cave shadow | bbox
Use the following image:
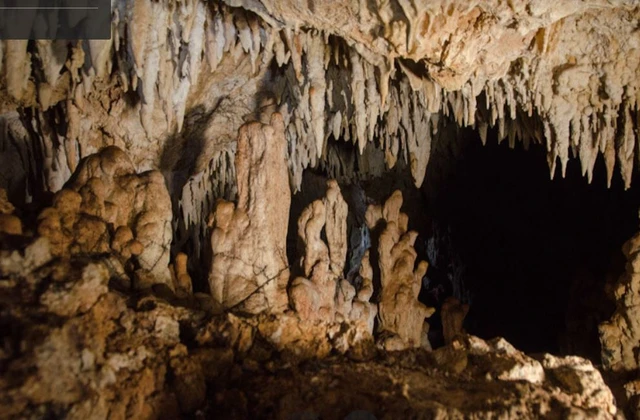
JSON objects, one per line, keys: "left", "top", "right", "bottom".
{"left": 159, "top": 104, "right": 218, "bottom": 293}
{"left": 423, "top": 125, "right": 640, "bottom": 361}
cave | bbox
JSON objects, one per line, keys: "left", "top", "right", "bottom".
{"left": 422, "top": 127, "right": 640, "bottom": 361}
{"left": 1, "top": 1, "right": 640, "bottom": 419}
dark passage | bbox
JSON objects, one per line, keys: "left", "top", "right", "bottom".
{"left": 424, "top": 127, "right": 640, "bottom": 360}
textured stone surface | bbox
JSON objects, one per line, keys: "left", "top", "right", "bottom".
{"left": 0, "top": 189, "right": 21, "bottom": 235}
{"left": 289, "top": 179, "right": 376, "bottom": 346}
{"left": 201, "top": 335, "right": 616, "bottom": 419}
{"left": 441, "top": 296, "right": 470, "bottom": 345}
{"left": 0, "top": 244, "right": 619, "bottom": 419}
{"left": 600, "top": 232, "right": 640, "bottom": 373}
{"left": 0, "top": 2, "right": 637, "bottom": 272}
{"left": 208, "top": 113, "right": 290, "bottom": 314}
{"left": 0, "top": 1, "right": 637, "bottom": 417}
{"left": 36, "top": 147, "right": 173, "bottom": 289}
{"left": 366, "top": 190, "right": 435, "bottom": 350}
{"left": 290, "top": 184, "right": 342, "bottom": 322}
{"left": 0, "top": 219, "right": 621, "bottom": 419}
{"left": 599, "top": 232, "right": 640, "bottom": 414}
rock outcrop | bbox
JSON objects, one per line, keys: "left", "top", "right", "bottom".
{"left": 36, "top": 146, "right": 173, "bottom": 289}
{"left": 366, "top": 190, "right": 435, "bottom": 350}
{"left": 0, "top": 183, "right": 622, "bottom": 419}
{"left": 208, "top": 113, "right": 290, "bottom": 314}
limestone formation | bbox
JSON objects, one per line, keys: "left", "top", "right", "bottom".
{"left": 35, "top": 146, "right": 173, "bottom": 289}
{"left": 171, "top": 252, "right": 193, "bottom": 298}
{"left": 366, "top": 190, "right": 435, "bottom": 350}
{"left": 0, "top": 0, "right": 638, "bottom": 417}
{"left": 0, "top": 247, "right": 215, "bottom": 419}
{"left": 289, "top": 180, "right": 376, "bottom": 335}
{"left": 208, "top": 113, "right": 290, "bottom": 314}
{"left": 349, "top": 250, "right": 378, "bottom": 336}
{"left": 441, "top": 297, "right": 470, "bottom": 345}
{"left": 0, "top": 2, "right": 636, "bottom": 268}
{"left": 0, "top": 243, "right": 619, "bottom": 419}
{"left": 289, "top": 198, "right": 337, "bottom": 321}
{"left": 600, "top": 232, "right": 640, "bottom": 373}
{"left": 598, "top": 232, "right": 640, "bottom": 413}
{"left": 0, "top": 189, "right": 22, "bottom": 235}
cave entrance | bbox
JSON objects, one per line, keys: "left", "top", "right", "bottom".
{"left": 424, "top": 127, "right": 640, "bottom": 361}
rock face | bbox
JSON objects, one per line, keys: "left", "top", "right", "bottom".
{"left": 36, "top": 146, "right": 173, "bottom": 289}
{"left": 0, "top": 244, "right": 213, "bottom": 419}
{"left": 208, "top": 113, "right": 290, "bottom": 314}
{"left": 366, "top": 190, "right": 435, "bottom": 350}
{"left": 0, "top": 182, "right": 622, "bottom": 418}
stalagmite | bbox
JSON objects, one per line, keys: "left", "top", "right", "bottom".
{"left": 289, "top": 179, "right": 376, "bottom": 347}
{"left": 0, "top": 189, "right": 22, "bottom": 235}
{"left": 289, "top": 198, "right": 337, "bottom": 321}
{"left": 208, "top": 113, "right": 290, "bottom": 314}
{"left": 441, "top": 297, "right": 470, "bottom": 345}
{"left": 36, "top": 146, "right": 174, "bottom": 289}
{"left": 366, "top": 190, "right": 435, "bottom": 350}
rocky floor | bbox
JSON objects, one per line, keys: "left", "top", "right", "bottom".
{"left": 0, "top": 240, "right": 619, "bottom": 419}
{"left": 203, "top": 350, "right": 617, "bottom": 419}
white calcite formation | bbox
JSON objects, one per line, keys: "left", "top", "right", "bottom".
{"left": 36, "top": 146, "right": 173, "bottom": 289}
{"left": 208, "top": 113, "right": 290, "bottom": 314}
{"left": 0, "top": 2, "right": 637, "bottom": 269}
{"left": 366, "top": 190, "right": 435, "bottom": 350}
{"left": 289, "top": 180, "right": 376, "bottom": 334}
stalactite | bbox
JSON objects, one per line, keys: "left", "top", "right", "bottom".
{"left": 0, "top": 0, "right": 637, "bottom": 291}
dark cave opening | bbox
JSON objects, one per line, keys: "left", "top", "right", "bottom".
{"left": 424, "top": 127, "right": 640, "bottom": 361}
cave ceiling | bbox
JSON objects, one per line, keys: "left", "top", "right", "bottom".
{"left": 0, "top": 1, "right": 638, "bottom": 198}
